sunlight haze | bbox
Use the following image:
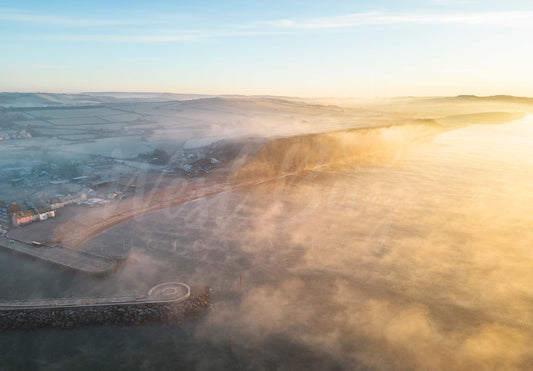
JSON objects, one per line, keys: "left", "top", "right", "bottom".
{"left": 1, "top": 1, "right": 533, "bottom": 370}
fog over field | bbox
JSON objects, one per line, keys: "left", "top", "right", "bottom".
{"left": 0, "top": 92, "right": 532, "bottom": 369}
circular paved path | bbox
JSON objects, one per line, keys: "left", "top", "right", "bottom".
{"left": 147, "top": 282, "right": 191, "bottom": 303}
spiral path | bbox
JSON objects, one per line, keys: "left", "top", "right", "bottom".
{"left": 147, "top": 282, "right": 191, "bottom": 303}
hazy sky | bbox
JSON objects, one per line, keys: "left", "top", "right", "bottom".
{"left": 1, "top": 0, "right": 533, "bottom": 97}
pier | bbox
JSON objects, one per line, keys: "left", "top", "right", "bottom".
{"left": 0, "top": 282, "right": 191, "bottom": 310}
{"left": 0, "top": 236, "right": 118, "bottom": 276}
{"left": 0, "top": 283, "right": 210, "bottom": 330}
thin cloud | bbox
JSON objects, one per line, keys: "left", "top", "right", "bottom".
{"left": 5, "top": 8, "right": 533, "bottom": 44}
{"left": 36, "top": 65, "right": 67, "bottom": 70}
{"left": 0, "top": 8, "right": 158, "bottom": 27}
{"left": 257, "top": 11, "right": 533, "bottom": 29}
{"left": 36, "top": 29, "right": 288, "bottom": 43}
{"left": 39, "top": 33, "right": 206, "bottom": 43}
{"left": 430, "top": 0, "right": 480, "bottom": 4}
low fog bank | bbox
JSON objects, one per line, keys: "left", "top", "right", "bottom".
{"left": 68, "top": 118, "right": 533, "bottom": 369}
{"left": 1, "top": 96, "right": 532, "bottom": 369}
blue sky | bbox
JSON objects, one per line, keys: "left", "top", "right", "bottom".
{"left": 1, "top": 0, "right": 533, "bottom": 97}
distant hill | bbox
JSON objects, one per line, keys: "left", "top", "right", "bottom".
{"left": 0, "top": 93, "right": 120, "bottom": 108}
{"left": 0, "top": 92, "right": 224, "bottom": 108}
{"left": 0, "top": 92, "right": 301, "bottom": 108}
{"left": 428, "top": 95, "right": 533, "bottom": 105}
{"left": 437, "top": 111, "right": 527, "bottom": 127}
{"left": 81, "top": 92, "right": 219, "bottom": 101}
{"left": 2, "top": 92, "right": 533, "bottom": 109}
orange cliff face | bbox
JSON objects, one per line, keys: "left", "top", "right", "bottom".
{"left": 232, "top": 121, "right": 446, "bottom": 183}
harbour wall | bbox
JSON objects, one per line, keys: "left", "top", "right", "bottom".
{"left": 0, "top": 286, "right": 210, "bottom": 330}
{"left": 0, "top": 237, "right": 119, "bottom": 277}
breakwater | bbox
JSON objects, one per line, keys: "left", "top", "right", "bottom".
{"left": 0, "top": 283, "right": 210, "bottom": 330}
{"left": 0, "top": 236, "right": 118, "bottom": 276}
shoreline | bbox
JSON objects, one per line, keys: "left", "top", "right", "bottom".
{"left": 9, "top": 115, "right": 525, "bottom": 253}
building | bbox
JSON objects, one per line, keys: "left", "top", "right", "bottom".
{"left": 0, "top": 201, "right": 21, "bottom": 226}
{"left": 36, "top": 209, "right": 55, "bottom": 221}
{"left": 31, "top": 203, "right": 56, "bottom": 221}
{"left": 0, "top": 201, "right": 8, "bottom": 226}
{"left": 10, "top": 178, "right": 23, "bottom": 187}
{"left": 48, "top": 196, "right": 63, "bottom": 210}
{"left": 12, "top": 210, "right": 36, "bottom": 227}
{"left": 72, "top": 176, "right": 89, "bottom": 183}
{"left": 49, "top": 189, "right": 92, "bottom": 209}
{"left": 11, "top": 202, "right": 55, "bottom": 227}
{"left": 90, "top": 179, "right": 117, "bottom": 189}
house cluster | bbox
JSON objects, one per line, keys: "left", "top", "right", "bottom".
{"left": 0, "top": 188, "right": 97, "bottom": 229}
{"left": 0, "top": 129, "right": 32, "bottom": 141}
{"left": 1, "top": 186, "right": 125, "bottom": 229}
{"left": 5, "top": 158, "right": 117, "bottom": 190}
{"left": 2, "top": 200, "right": 56, "bottom": 228}
{"left": 0, "top": 201, "right": 19, "bottom": 227}
{"left": 49, "top": 189, "right": 92, "bottom": 209}
{"left": 163, "top": 153, "right": 220, "bottom": 177}
{"left": 0, "top": 200, "right": 27, "bottom": 228}
{"left": 10, "top": 169, "right": 63, "bottom": 188}
{"left": 12, "top": 209, "right": 51, "bottom": 227}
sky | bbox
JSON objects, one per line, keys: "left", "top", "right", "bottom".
{"left": 1, "top": 0, "right": 533, "bottom": 97}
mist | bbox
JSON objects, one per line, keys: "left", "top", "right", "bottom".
{"left": 30, "top": 116, "right": 528, "bottom": 370}
{"left": 1, "top": 93, "right": 532, "bottom": 369}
